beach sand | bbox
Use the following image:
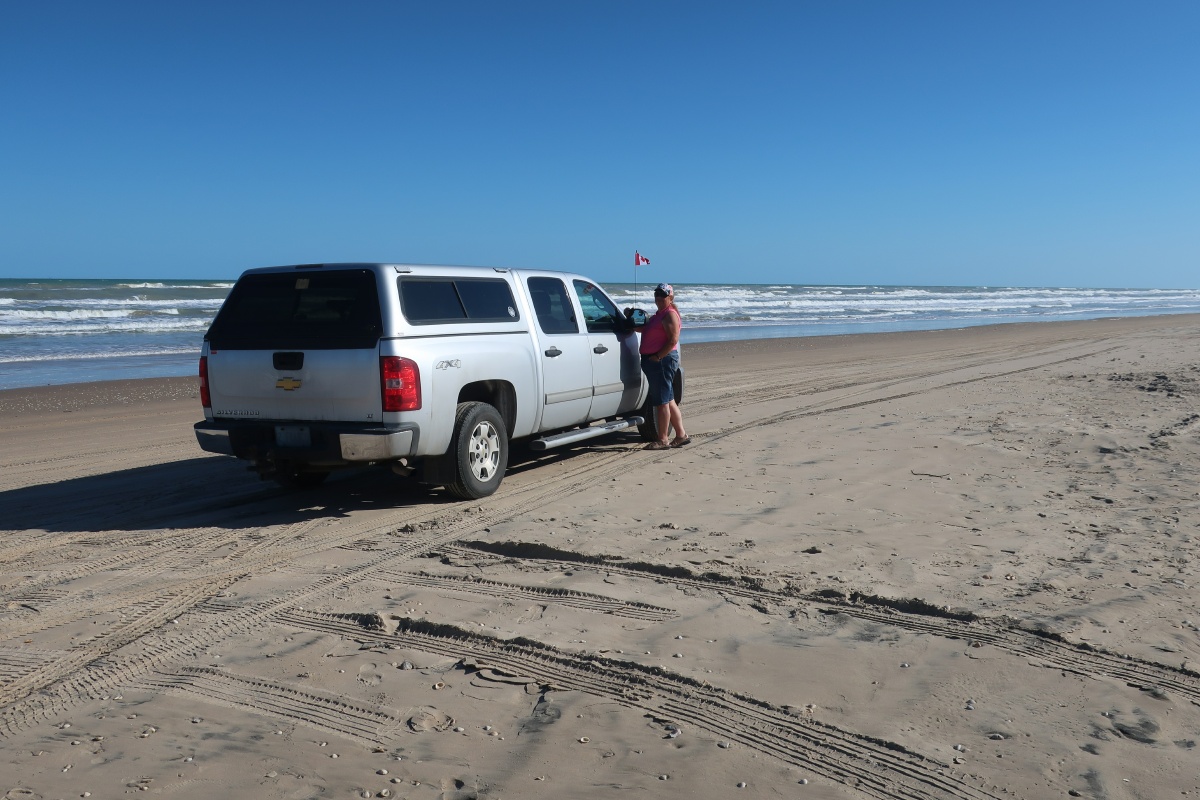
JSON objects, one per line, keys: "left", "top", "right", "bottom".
{"left": 1, "top": 314, "right": 1198, "bottom": 800}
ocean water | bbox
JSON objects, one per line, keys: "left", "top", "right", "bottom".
{"left": 2, "top": 278, "right": 1199, "bottom": 391}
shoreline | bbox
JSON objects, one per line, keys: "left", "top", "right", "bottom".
{"left": 4, "top": 312, "right": 1198, "bottom": 416}
{"left": 5, "top": 277, "right": 1199, "bottom": 392}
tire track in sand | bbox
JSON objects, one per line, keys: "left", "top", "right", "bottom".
{"left": 276, "top": 610, "right": 1007, "bottom": 800}
{"left": 441, "top": 542, "right": 1200, "bottom": 705}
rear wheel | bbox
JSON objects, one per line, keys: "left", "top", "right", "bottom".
{"left": 446, "top": 402, "right": 508, "bottom": 499}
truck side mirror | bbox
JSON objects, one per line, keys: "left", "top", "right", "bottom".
{"left": 623, "top": 308, "right": 648, "bottom": 326}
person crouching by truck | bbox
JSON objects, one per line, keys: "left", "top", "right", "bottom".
{"left": 631, "top": 283, "right": 690, "bottom": 450}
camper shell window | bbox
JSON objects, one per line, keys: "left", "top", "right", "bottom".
{"left": 204, "top": 269, "right": 382, "bottom": 350}
{"left": 398, "top": 277, "right": 519, "bottom": 325}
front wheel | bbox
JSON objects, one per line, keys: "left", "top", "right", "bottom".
{"left": 637, "top": 413, "right": 664, "bottom": 443}
{"left": 446, "top": 402, "right": 508, "bottom": 500}
{"left": 638, "top": 367, "right": 684, "bottom": 442}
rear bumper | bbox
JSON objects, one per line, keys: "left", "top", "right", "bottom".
{"left": 194, "top": 420, "right": 418, "bottom": 465}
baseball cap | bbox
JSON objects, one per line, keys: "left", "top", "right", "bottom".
{"left": 654, "top": 282, "right": 673, "bottom": 297}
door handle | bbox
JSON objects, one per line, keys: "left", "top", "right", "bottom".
{"left": 544, "top": 346, "right": 562, "bottom": 357}
{"left": 593, "top": 345, "right": 609, "bottom": 354}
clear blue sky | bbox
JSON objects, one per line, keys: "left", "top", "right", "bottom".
{"left": 2, "top": 1, "right": 1197, "bottom": 288}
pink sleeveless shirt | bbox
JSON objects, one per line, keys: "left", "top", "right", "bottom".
{"left": 640, "top": 306, "right": 681, "bottom": 356}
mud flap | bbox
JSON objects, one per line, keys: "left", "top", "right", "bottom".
{"left": 419, "top": 452, "right": 457, "bottom": 487}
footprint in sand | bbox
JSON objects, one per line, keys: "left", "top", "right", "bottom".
{"left": 357, "top": 662, "right": 384, "bottom": 687}
{"left": 407, "top": 707, "right": 454, "bottom": 733}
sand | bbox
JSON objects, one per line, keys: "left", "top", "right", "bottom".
{"left": 1, "top": 314, "right": 1198, "bottom": 800}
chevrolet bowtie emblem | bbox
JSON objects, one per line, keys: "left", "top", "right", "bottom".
{"left": 276, "top": 377, "right": 302, "bottom": 391}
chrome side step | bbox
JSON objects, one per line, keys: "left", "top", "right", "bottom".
{"left": 529, "top": 416, "right": 643, "bottom": 451}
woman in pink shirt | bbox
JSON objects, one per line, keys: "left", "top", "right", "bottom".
{"left": 636, "top": 283, "right": 690, "bottom": 450}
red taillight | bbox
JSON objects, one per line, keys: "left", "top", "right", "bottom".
{"left": 199, "top": 355, "right": 211, "bottom": 409}
{"left": 381, "top": 356, "right": 421, "bottom": 412}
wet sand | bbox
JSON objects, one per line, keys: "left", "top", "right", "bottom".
{"left": 1, "top": 314, "right": 1198, "bottom": 799}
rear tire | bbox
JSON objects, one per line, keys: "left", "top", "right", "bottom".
{"left": 446, "top": 402, "right": 508, "bottom": 500}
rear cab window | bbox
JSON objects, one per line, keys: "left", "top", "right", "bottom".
{"left": 205, "top": 268, "right": 382, "bottom": 350}
{"left": 527, "top": 277, "right": 579, "bottom": 335}
{"left": 399, "top": 277, "right": 520, "bottom": 324}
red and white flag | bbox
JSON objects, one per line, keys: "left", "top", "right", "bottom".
{"left": 634, "top": 251, "right": 650, "bottom": 266}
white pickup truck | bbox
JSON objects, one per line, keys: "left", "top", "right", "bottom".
{"left": 194, "top": 262, "right": 682, "bottom": 498}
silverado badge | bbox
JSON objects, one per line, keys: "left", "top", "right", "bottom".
{"left": 276, "top": 377, "right": 302, "bottom": 391}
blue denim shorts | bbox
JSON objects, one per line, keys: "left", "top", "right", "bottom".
{"left": 641, "top": 351, "right": 679, "bottom": 406}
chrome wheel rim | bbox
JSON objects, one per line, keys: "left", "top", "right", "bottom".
{"left": 468, "top": 421, "right": 501, "bottom": 482}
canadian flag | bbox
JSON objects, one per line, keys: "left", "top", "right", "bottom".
{"left": 634, "top": 251, "right": 650, "bottom": 266}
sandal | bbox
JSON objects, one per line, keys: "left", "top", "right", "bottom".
{"left": 644, "top": 441, "right": 671, "bottom": 451}
{"left": 670, "top": 437, "right": 692, "bottom": 448}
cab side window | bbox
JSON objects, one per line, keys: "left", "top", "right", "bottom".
{"left": 573, "top": 280, "right": 621, "bottom": 333}
{"left": 527, "top": 277, "right": 579, "bottom": 335}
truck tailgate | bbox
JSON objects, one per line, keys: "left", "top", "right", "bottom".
{"left": 207, "top": 349, "right": 382, "bottom": 422}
